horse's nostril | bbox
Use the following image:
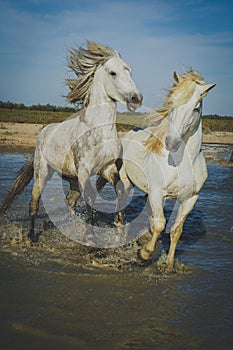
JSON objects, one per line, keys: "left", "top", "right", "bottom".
{"left": 131, "top": 93, "right": 142, "bottom": 105}
{"left": 165, "top": 136, "right": 170, "bottom": 148}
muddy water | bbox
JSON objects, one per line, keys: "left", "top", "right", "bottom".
{"left": 0, "top": 145, "right": 232, "bottom": 350}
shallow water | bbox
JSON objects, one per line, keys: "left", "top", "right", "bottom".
{"left": 0, "top": 145, "right": 232, "bottom": 350}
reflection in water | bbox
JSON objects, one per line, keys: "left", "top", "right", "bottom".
{"left": 0, "top": 146, "right": 232, "bottom": 350}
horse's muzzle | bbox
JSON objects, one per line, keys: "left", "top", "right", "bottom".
{"left": 165, "top": 136, "right": 181, "bottom": 152}
{"left": 126, "top": 91, "right": 143, "bottom": 111}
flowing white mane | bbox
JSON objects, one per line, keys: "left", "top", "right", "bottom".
{"left": 66, "top": 41, "right": 118, "bottom": 108}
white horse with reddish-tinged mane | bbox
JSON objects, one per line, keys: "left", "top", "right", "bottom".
{"left": 0, "top": 41, "right": 142, "bottom": 241}
{"left": 115, "top": 69, "right": 215, "bottom": 271}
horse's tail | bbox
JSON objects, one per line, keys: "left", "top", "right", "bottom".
{"left": 0, "top": 157, "right": 34, "bottom": 214}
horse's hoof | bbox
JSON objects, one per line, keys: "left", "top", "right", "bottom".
{"left": 114, "top": 219, "right": 124, "bottom": 228}
{"left": 165, "top": 259, "right": 175, "bottom": 273}
{"left": 86, "top": 217, "right": 94, "bottom": 226}
{"left": 165, "top": 264, "right": 175, "bottom": 273}
{"left": 139, "top": 247, "right": 151, "bottom": 261}
{"left": 28, "top": 231, "right": 39, "bottom": 243}
{"left": 114, "top": 213, "right": 125, "bottom": 227}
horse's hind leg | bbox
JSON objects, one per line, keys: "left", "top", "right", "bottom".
{"left": 166, "top": 195, "right": 198, "bottom": 271}
{"left": 29, "top": 180, "right": 41, "bottom": 241}
{"left": 29, "top": 160, "right": 53, "bottom": 242}
{"left": 77, "top": 166, "right": 96, "bottom": 225}
{"left": 66, "top": 178, "right": 81, "bottom": 211}
{"left": 99, "top": 163, "right": 130, "bottom": 227}
{"left": 114, "top": 177, "right": 131, "bottom": 227}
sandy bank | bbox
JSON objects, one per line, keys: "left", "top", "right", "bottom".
{"left": 0, "top": 122, "right": 43, "bottom": 149}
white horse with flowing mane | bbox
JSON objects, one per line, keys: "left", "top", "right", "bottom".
{"left": 117, "top": 69, "right": 215, "bottom": 271}
{"left": 0, "top": 41, "right": 142, "bottom": 241}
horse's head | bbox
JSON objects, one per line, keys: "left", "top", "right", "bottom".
{"left": 99, "top": 54, "right": 143, "bottom": 111}
{"left": 66, "top": 41, "right": 142, "bottom": 111}
{"left": 165, "top": 70, "right": 215, "bottom": 152}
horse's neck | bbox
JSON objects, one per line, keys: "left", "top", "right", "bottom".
{"left": 86, "top": 76, "right": 117, "bottom": 127}
{"left": 86, "top": 100, "right": 117, "bottom": 127}
{"left": 168, "top": 122, "right": 202, "bottom": 168}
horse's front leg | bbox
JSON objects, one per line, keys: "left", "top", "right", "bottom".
{"left": 140, "top": 193, "right": 166, "bottom": 261}
{"left": 114, "top": 177, "right": 132, "bottom": 227}
{"left": 114, "top": 163, "right": 133, "bottom": 227}
{"left": 98, "top": 163, "right": 130, "bottom": 227}
{"left": 166, "top": 195, "right": 198, "bottom": 272}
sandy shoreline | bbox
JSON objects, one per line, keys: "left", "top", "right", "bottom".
{"left": 0, "top": 122, "right": 232, "bottom": 150}
{"left": 0, "top": 122, "right": 43, "bottom": 150}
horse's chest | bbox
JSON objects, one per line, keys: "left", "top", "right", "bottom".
{"left": 166, "top": 157, "right": 207, "bottom": 199}
{"left": 93, "top": 141, "right": 121, "bottom": 172}
{"left": 74, "top": 132, "right": 121, "bottom": 173}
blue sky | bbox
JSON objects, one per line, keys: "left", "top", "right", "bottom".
{"left": 0, "top": 0, "right": 232, "bottom": 115}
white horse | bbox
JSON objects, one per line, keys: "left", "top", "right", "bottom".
{"left": 117, "top": 69, "right": 215, "bottom": 271}
{"left": 1, "top": 41, "right": 142, "bottom": 241}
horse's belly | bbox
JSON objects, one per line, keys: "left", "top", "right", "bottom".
{"left": 61, "top": 151, "right": 77, "bottom": 177}
{"left": 88, "top": 139, "right": 121, "bottom": 174}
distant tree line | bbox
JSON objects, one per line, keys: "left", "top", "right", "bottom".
{"left": 202, "top": 114, "right": 233, "bottom": 120}
{"left": 0, "top": 100, "right": 232, "bottom": 119}
{"left": 0, "top": 100, "right": 75, "bottom": 113}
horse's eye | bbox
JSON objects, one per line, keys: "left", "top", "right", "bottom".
{"left": 110, "top": 71, "right": 117, "bottom": 77}
{"left": 193, "top": 102, "right": 201, "bottom": 112}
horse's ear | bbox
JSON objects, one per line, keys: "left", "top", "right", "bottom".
{"left": 173, "top": 72, "right": 181, "bottom": 84}
{"left": 201, "top": 83, "right": 216, "bottom": 96}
